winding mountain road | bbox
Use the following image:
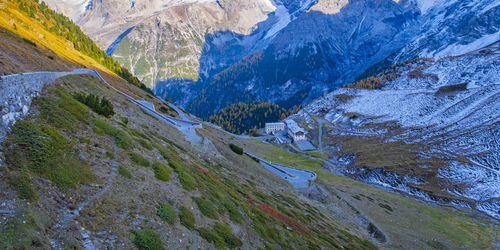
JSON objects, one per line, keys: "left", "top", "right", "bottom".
{"left": 245, "top": 152, "right": 317, "bottom": 189}
{"left": 3, "top": 69, "right": 317, "bottom": 191}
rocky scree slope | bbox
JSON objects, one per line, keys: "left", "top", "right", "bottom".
{"left": 291, "top": 43, "right": 500, "bottom": 219}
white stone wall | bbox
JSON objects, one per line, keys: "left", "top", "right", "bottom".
{"left": 0, "top": 70, "right": 86, "bottom": 142}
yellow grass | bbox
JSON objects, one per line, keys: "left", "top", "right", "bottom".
{"left": 0, "top": 0, "right": 115, "bottom": 75}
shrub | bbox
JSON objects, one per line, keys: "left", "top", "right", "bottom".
{"left": 214, "top": 223, "right": 242, "bottom": 248}
{"left": 11, "top": 169, "right": 38, "bottom": 201}
{"left": 435, "top": 83, "right": 468, "bottom": 96}
{"left": 93, "top": 118, "right": 119, "bottom": 136}
{"left": 408, "top": 68, "right": 424, "bottom": 79}
{"left": 378, "top": 203, "right": 393, "bottom": 212}
{"left": 166, "top": 156, "right": 183, "bottom": 172}
{"left": 225, "top": 202, "right": 243, "bottom": 224}
{"left": 229, "top": 144, "right": 243, "bottom": 155}
{"left": 152, "top": 161, "right": 171, "bottom": 181}
{"left": 179, "top": 206, "right": 195, "bottom": 230}
{"left": 131, "top": 229, "right": 165, "bottom": 250}
{"left": 93, "top": 119, "right": 134, "bottom": 149}
{"left": 22, "top": 37, "right": 36, "bottom": 46}
{"left": 128, "top": 128, "right": 149, "bottom": 140}
{"left": 93, "top": 126, "right": 105, "bottom": 136}
{"left": 105, "top": 151, "right": 114, "bottom": 159}
{"left": 136, "top": 138, "right": 153, "bottom": 150}
{"left": 193, "top": 197, "right": 219, "bottom": 219}
{"left": 343, "top": 112, "right": 361, "bottom": 119}
{"left": 73, "top": 92, "right": 114, "bottom": 117}
{"left": 36, "top": 89, "right": 89, "bottom": 132}
{"left": 129, "top": 152, "right": 150, "bottom": 167}
{"left": 157, "top": 203, "right": 175, "bottom": 225}
{"left": 121, "top": 117, "right": 129, "bottom": 125}
{"left": 79, "top": 137, "right": 91, "bottom": 144}
{"left": 116, "top": 131, "right": 134, "bottom": 150}
{"left": 5, "top": 120, "right": 94, "bottom": 192}
{"left": 118, "top": 166, "right": 133, "bottom": 179}
{"left": 197, "top": 228, "right": 226, "bottom": 249}
{"left": 179, "top": 171, "right": 196, "bottom": 191}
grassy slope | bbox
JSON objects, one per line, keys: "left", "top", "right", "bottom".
{"left": 0, "top": 27, "right": 76, "bottom": 74}
{"left": 0, "top": 0, "right": 111, "bottom": 73}
{"left": 0, "top": 74, "right": 376, "bottom": 249}
{"left": 203, "top": 125, "right": 499, "bottom": 249}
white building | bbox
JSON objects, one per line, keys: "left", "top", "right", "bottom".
{"left": 284, "top": 119, "right": 306, "bottom": 141}
{"left": 265, "top": 122, "right": 285, "bottom": 134}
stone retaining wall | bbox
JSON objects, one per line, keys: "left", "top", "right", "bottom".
{"left": 0, "top": 70, "right": 83, "bottom": 142}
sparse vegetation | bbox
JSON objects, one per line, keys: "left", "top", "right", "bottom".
{"left": 10, "top": 168, "right": 38, "bottom": 201}
{"left": 105, "top": 151, "right": 114, "bottom": 159}
{"left": 135, "top": 138, "right": 153, "bottom": 150}
{"left": 129, "top": 152, "right": 150, "bottom": 167}
{"left": 115, "top": 131, "right": 134, "bottom": 150}
{"left": 343, "top": 112, "right": 361, "bottom": 119}
{"left": 178, "top": 171, "right": 196, "bottom": 191}
{"left": 224, "top": 202, "right": 243, "bottom": 224}
{"left": 344, "top": 76, "right": 383, "bottom": 90}
{"left": 335, "top": 94, "right": 356, "bottom": 103}
{"left": 131, "top": 229, "right": 165, "bottom": 250}
{"left": 118, "top": 166, "right": 133, "bottom": 179}
{"left": 408, "top": 67, "right": 439, "bottom": 81}
{"left": 193, "top": 197, "right": 219, "bottom": 219}
{"left": 214, "top": 223, "right": 243, "bottom": 248}
{"left": 92, "top": 118, "right": 135, "bottom": 149}
{"left": 179, "top": 206, "right": 195, "bottom": 230}
{"left": 152, "top": 161, "right": 171, "bottom": 181}
{"left": 5, "top": 120, "right": 94, "bottom": 193}
{"left": 93, "top": 118, "right": 119, "bottom": 136}
{"left": 36, "top": 88, "right": 89, "bottom": 132}
{"left": 157, "top": 203, "right": 176, "bottom": 225}
{"left": 197, "top": 227, "right": 226, "bottom": 249}
{"left": 0, "top": 209, "right": 46, "bottom": 249}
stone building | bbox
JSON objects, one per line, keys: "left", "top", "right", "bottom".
{"left": 265, "top": 122, "right": 285, "bottom": 134}
{"left": 284, "top": 119, "right": 306, "bottom": 141}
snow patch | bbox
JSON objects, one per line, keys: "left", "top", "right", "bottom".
{"left": 264, "top": 1, "right": 291, "bottom": 39}
{"left": 434, "top": 31, "right": 500, "bottom": 58}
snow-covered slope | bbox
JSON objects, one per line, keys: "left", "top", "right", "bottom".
{"left": 292, "top": 43, "right": 500, "bottom": 219}
{"left": 395, "top": 0, "right": 500, "bottom": 60}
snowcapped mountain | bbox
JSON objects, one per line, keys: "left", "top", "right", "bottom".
{"left": 291, "top": 42, "right": 500, "bottom": 219}
{"left": 45, "top": 0, "right": 499, "bottom": 120}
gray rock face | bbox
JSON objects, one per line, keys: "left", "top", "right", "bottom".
{"left": 157, "top": 0, "right": 499, "bottom": 118}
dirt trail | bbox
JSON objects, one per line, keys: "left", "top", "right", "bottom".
{"left": 50, "top": 140, "right": 118, "bottom": 249}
